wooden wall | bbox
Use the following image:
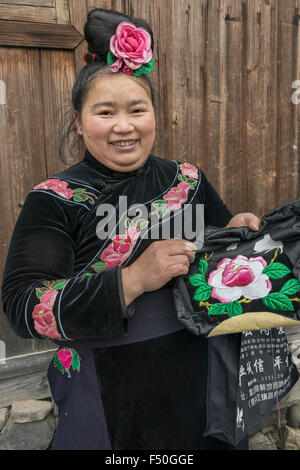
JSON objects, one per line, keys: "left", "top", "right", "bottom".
{"left": 1, "top": 0, "right": 300, "bottom": 361}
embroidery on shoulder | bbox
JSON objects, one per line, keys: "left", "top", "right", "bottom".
{"left": 151, "top": 162, "right": 199, "bottom": 219}
{"left": 54, "top": 348, "right": 81, "bottom": 378}
{"left": 32, "top": 279, "right": 67, "bottom": 340}
{"left": 33, "top": 179, "right": 98, "bottom": 205}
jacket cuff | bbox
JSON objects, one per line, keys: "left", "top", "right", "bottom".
{"left": 117, "top": 266, "right": 135, "bottom": 319}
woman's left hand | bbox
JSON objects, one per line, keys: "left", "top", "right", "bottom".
{"left": 226, "top": 212, "right": 261, "bottom": 231}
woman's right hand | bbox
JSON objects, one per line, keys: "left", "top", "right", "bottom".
{"left": 121, "top": 239, "right": 197, "bottom": 306}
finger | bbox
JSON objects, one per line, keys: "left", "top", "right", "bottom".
{"left": 167, "top": 263, "right": 190, "bottom": 278}
{"left": 246, "top": 214, "right": 261, "bottom": 231}
{"left": 166, "top": 254, "right": 191, "bottom": 267}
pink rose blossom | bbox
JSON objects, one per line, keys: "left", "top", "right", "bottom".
{"left": 32, "top": 303, "right": 62, "bottom": 339}
{"left": 40, "top": 290, "right": 58, "bottom": 309}
{"left": 110, "top": 22, "right": 152, "bottom": 71}
{"left": 110, "top": 58, "right": 123, "bottom": 72}
{"left": 208, "top": 255, "right": 272, "bottom": 304}
{"left": 101, "top": 226, "right": 140, "bottom": 268}
{"left": 179, "top": 163, "right": 198, "bottom": 180}
{"left": 163, "top": 182, "right": 191, "bottom": 210}
{"left": 34, "top": 179, "right": 73, "bottom": 200}
{"left": 122, "top": 65, "right": 133, "bottom": 75}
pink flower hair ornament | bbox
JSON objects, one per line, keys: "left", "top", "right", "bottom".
{"left": 107, "top": 22, "right": 154, "bottom": 76}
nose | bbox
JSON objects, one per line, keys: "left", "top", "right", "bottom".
{"left": 113, "top": 114, "right": 135, "bottom": 134}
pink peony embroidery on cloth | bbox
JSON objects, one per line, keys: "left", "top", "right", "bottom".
{"left": 32, "top": 279, "right": 67, "bottom": 339}
{"left": 109, "top": 22, "right": 153, "bottom": 71}
{"left": 33, "top": 179, "right": 98, "bottom": 205}
{"left": 208, "top": 255, "right": 272, "bottom": 304}
{"left": 100, "top": 226, "right": 141, "bottom": 269}
{"left": 163, "top": 182, "right": 191, "bottom": 211}
{"left": 179, "top": 163, "right": 199, "bottom": 180}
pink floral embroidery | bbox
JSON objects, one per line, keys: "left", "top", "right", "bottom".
{"left": 32, "top": 295, "right": 61, "bottom": 340}
{"left": 208, "top": 255, "right": 272, "bottom": 304}
{"left": 100, "top": 226, "right": 141, "bottom": 269}
{"left": 109, "top": 22, "right": 152, "bottom": 71}
{"left": 163, "top": 182, "right": 191, "bottom": 210}
{"left": 179, "top": 163, "right": 199, "bottom": 180}
{"left": 34, "top": 179, "right": 73, "bottom": 200}
{"left": 33, "top": 179, "right": 98, "bottom": 205}
{"left": 32, "top": 280, "right": 67, "bottom": 339}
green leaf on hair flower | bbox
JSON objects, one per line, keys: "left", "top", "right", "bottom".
{"left": 262, "top": 263, "right": 291, "bottom": 279}
{"left": 193, "top": 282, "right": 213, "bottom": 302}
{"left": 132, "top": 59, "right": 154, "bottom": 76}
{"left": 107, "top": 51, "right": 117, "bottom": 66}
{"left": 227, "top": 301, "right": 243, "bottom": 317}
{"left": 208, "top": 303, "right": 227, "bottom": 316}
{"left": 263, "top": 292, "right": 294, "bottom": 311}
{"left": 280, "top": 279, "right": 300, "bottom": 296}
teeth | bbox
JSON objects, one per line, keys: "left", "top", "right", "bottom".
{"left": 112, "top": 140, "right": 137, "bottom": 147}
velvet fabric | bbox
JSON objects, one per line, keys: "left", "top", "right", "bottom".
{"left": 2, "top": 150, "right": 250, "bottom": 450}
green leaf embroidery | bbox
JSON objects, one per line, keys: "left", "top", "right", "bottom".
{"left": 208, "top": 303, "right": 227, "bottom": 316}
{"left": 71, "top": 349, "right": 81, "bottom": 372}
{"left": 51, "top": 279, "right": 67, "bottom": 290}
{"left": 262, "top": 263, "right": 291, "bottom": 279}
{"left": 193, "top": 283, "right": 213, "bottom": 302}
{"left": 91, "top": 261, "right": 106, "bottom": 273}
{"left": 189, "top": 274, "right": 205, "bottom": 286}
{"left": 80, "top": 273, "right": 94, "bottom": 278}
{"left": 36, "top": 287, "right": 48, "bottom": 298}
{"left": 280, "top": 279, "right": 300, "bottom": 296}
{"left": 152, "top": 200, "right": 168, "bottom": 206}
{"left": 263, "top": 292, "right": 294, "bottom": 312}
{"left": 135, "top": 219, "right": 149, "bottom": 230}
{"left": 198, "top": 259, "right": 208, "bottom": 276}
{"left": 186, "top": 178, "right": 197, "bottom": 187}
{"left": 178, "top": 174, "right": 188, "bottom": 183}
{"left": 72, "top": 188, "right": 85, "bottom": 194}
{"left": 227, "top": 301, "right": 243, "bottom": 317}
{"left": 73, "top": 194, "right": 89, "bottom": 202}
{"left": 156, "top": 205, "right": 169, "bottom": 218}
{"left": 54, "top": 353, "right": 65, "bottom": 374}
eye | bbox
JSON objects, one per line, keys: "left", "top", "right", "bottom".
{"left": 132, "top": 108, "right": 145, "bottom": 114}
{"left": 98, "top": 110, "right": 113, "bottom": 116}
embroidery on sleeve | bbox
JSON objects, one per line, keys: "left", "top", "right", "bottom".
{"left": 32, "top": 279, "right": 67, "bottom": 339}
{"left": 33, "top": 179, "right": 98, "bottom": 205}
{"left": 54, "top": 348, "right": 81, "bottom": 378}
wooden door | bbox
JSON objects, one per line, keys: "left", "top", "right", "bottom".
{"left": 0, "top": 0, "right": 86, "bottom": 364}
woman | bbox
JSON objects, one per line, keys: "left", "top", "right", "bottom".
{"left": 1, "top": 8, "right": 259, "bottom": 450}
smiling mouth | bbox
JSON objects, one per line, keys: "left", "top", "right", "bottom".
{"left": 111, "top": 140, "right": 138, "bottom": 148}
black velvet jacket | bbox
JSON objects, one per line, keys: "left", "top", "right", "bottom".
{"left": 2, "top": 151, "right": 232, "bottom": 343}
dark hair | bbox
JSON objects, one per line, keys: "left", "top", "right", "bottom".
{"left": 60, "top": 8, "right": 155, "bottom": 161}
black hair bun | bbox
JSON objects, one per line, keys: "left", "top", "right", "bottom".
{"left": 84, "top": 8, "right": 154, "bottom": 65}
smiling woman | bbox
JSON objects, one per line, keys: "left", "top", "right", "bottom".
{"left": 74, "top": 74, "right": 156, "bottom": 172}
{"left": 2, "top": 7, "right": 262, "bottom": 451}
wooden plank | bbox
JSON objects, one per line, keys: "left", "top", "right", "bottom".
{"left": 55, "top": 0, "right": 70, "bottom": 24}
{"left": 69, "top": 0, "right": 88, "bottom": 73}
{"left": 0, "top": 3, "right": 56, "bottom": 23}
{"left": 203, "top": 0, "right": 226, "bottom": 198}
{"left": 0, "top": 46, "right": 54, "bottom": 358}
{"left": 0, "top": 20, "right": 83, "bottom": 49}
{"left": 40, "top": 49, "right": 82, "bottom": 175}
{"left": 127, "top": 0, "right": 174, "bottom": 161}
{"left": 244, "top": 0, "right": 279, "bottom": 217}
{"left": 276, "top": 0, "right": 299, "bottom": 206}
{"left": 0, "top": 1, "right": 54, "bottom": 6}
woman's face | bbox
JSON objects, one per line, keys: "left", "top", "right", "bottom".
{"left": 75, "top": 73, "right": 156, "bottom": 172}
